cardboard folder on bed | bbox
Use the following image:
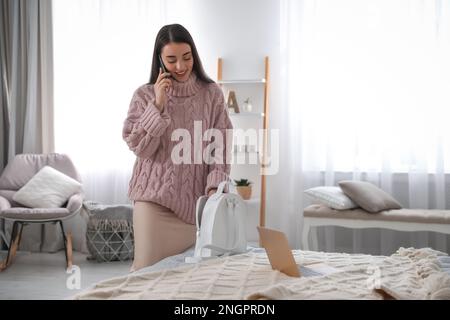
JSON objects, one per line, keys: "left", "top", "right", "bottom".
{"left": 257, "top": 226, "right": 339, "bottom": 278}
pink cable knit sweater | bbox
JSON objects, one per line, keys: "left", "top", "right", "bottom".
{"left": 122, "top": 72, "right": 233, "bottom": 224}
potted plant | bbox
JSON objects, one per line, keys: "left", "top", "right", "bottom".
{"left": 234, "top": 179, "right": 252, "bottom": 200}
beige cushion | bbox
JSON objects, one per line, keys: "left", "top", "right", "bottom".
{"left": 0, "top": 207, "right": 71, "bottom": 220}
{"left": 338, "top": 180, "right": 402, "bottom": 213}
{"left": 304, "top": 204, "right": 450, "bottom": 224}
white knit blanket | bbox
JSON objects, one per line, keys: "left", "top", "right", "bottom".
{"left": 72, "top": 247, "right": 450, "bottom": 300}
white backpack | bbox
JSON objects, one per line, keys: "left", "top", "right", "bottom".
{"left": 185, "top": 180, "right": 248, "bottom": 263}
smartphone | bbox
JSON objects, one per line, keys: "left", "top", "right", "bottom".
{"left": 158, "top": 55, "right": 171, "bottom": 78}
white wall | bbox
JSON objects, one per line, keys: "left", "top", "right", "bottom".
{"left": 165, "top": 0, "right": 280, "bottom": 80}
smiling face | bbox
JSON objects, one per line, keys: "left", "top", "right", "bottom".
{"left": 160, "top": 42, "right": 194, "bottom": 82}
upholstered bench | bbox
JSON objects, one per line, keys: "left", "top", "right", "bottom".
{"left": 302, "top": 204, "right": 450, "bottom": 250}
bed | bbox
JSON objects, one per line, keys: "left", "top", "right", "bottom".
{"left": 72, "top": 246, "right": 450, "bottom": 300}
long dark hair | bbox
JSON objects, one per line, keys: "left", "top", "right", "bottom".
{"left": 148, "top": 24, "right": 214, "bottom": 84}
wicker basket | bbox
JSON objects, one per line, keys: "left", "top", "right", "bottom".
{"left": 86, "top": 219, "right": 134, "bottom": 262}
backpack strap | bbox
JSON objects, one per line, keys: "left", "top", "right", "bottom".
{"left": 195, "top": 195, "right": 208, "bottom": 231}
{"left": 215, "top": 179, "right": 237, "bottom": 195}
{"left": 201, "top": 197, "right": 244, "bottom": 254}
{"left": 186, "top": 182, "right": 245, "bottom": 264}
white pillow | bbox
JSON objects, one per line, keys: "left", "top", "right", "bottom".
{"left": 13, "top": 166, "right": 82, "bottom": 208}
{"left": 304, "top": 186, "right": 358, "bottom": 210}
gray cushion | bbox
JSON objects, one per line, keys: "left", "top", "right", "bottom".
{"left": 338, "top": 180, "right": 402, "bottom": 213}
{"left": 0, "top": 207, "right": 71, "bottom": 220}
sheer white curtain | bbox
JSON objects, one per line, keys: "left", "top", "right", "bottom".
{"left": 53, "top": 0, "right": 167, "bottom": 204}
{"left": 275, "top": 0, "right": 450, "bottom": 253}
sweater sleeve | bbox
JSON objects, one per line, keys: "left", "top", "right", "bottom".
{"left": 205, "top": 86, "right": 233, "bottom": 195}
{"left": 122, "top": 86, "right": 171, "bottom": 158}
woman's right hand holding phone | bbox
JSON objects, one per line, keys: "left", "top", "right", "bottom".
{"left": 154, "top": 68, "right": 172, "bottom": 112}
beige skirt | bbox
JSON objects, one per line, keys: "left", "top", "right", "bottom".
{"left": 130, "top": 201, "right": 196, "bottom": 272}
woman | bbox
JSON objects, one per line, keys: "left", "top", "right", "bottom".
{"left": 122, "top": 24, "right": 233, "bottom": 272}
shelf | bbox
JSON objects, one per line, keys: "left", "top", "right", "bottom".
{"left": 218, "top": 79, "right": 266, "bottom": 84}
{"left": 229, "top": 112, "right": 264, "bottom": 117}
{"left": 218, "top": 56, "right": 270, "bottom": 233}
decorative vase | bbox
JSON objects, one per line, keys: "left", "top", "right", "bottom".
{"left": 236, "top": 186, "right": 252, "bottom": 200}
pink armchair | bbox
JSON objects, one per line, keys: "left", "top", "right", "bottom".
{"left": 0, "top": 153, "right": 83, "bottom": 271}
